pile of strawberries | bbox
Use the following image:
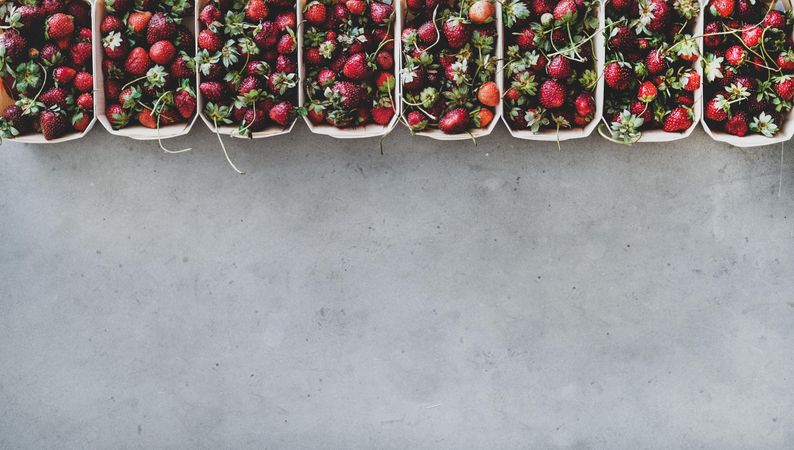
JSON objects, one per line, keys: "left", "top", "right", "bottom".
{"left": 502, "top": 0, "right": 599, "bottom": 134}
{"left": 302, "top": 0, "right": 396, "bottom": 129}
{"left": 603, "top": 0, "right": 701, "bottom": 143}
{"left": 100, "top": 0, "right": 196, "bottom": 132}
{"left": 0, "top": 0, "right": 93, "bottom": 141}
{"left": 401, "top": 0, "right": 499, "bottom": 135}
{"left": 197, "top": 0, "right": 299, "bottom": 135}
{"left": 702, "top": 0, "right": 794, "bottom": 138}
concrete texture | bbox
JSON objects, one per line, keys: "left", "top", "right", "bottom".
{"left": 1, "top": 124, "right": 793, "bottom": 449}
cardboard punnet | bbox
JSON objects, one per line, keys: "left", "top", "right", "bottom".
{"left": 399, "top": 0, "right": 503, "bottom": 140}
{"left": 600, "top": 2, "right": 703, "bottom": 143}
{"left": 93, "top": 0, "right": 199, "bottom": 140}
{"left": 502, "top": 3, "right": 604, "bottom": 141}
{"left": 196, "top": 0, "right": 298, "bottom": 139}
{"left": 298, "top": 0, "right": 401, "bottom": 138}
{"left": 0, "top": 0, "right": 97, "bottom": 143}
{"left": 701, "top": 0, "right": 794, "bottom": 147}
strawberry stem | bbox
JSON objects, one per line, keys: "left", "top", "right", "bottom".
{"left": 213, "top": 118, "right": 244, "bottom": 175}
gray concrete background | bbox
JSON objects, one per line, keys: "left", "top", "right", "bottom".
{"left": 1, "top": 124, "right": 793, "bottom": 449}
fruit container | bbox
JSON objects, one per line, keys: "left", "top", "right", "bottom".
{"left": 399, "top": 0, "right": 503, "bottom": 140}
{"left": 196, "top": 0, "right": 300, "bottom": 140}
{"left": 93, "top": 0, "right": 199, "bottom": 142}
{"left": 599, "top": 0, "right": 703, "bottom": 144}
{"left": 700, "top": 0, "right": 794, "bottom": 147}
{"left": 0, "top": 0, "right": 97, "bottom": 143}
{"left": 298, "top": 0, "right": 401, "bottom": 138}
{"left": 501, "top": 0, "right": 604, "bottom": 142}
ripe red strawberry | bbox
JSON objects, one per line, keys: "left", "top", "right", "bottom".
{"left": 146, "top": 12, "right": 175, "bottom": 45}
{"left": 438, "top": 108, "right": 469, "bottom": 134}
{"left": 150, "top": 40, "right": 176, "bottom": 65}
{"left": 371, "top": 104, "right": 394, "bottom": 125}
{"left": 277, "top": 33, "right": 296, "bottom": 54}
{"left": 553, "top": 0, "right": 578, "bottom": 22}
{"left": 66, "top": 0, "right": 90, "bottom": 26}
{"left": 741, "top": 25, "right": 763, "bottom": 48}
{"left": 74, "top": 72, "right": 93, "bottom": 92}
{"left": 646, "top": 0, "right": 670, "bottom": 31}
{"left": 102, "top": 31, "right": 128, "bottom": 61}
{"left": 637, "top": 81, "right": 657, "bottom": 102}
{"left": 342, "top": 53, "right": 372, "bottom": 81}
{"left": 54, "top": 66, "right": 77, "bottom": 85}
{"left": 46, "top": 13, "right": 74, "bottom": 39}
{"left": 200, "top": 81, "right": 225, "bottom": 102}
{"left": 105, "top": 0, "right": 131, "bottom": 14}
{"left": 763, "top": 10, "right": 785, "bottom": 29}
{"left": 71, "top": 111, "right": 91, "bottom": 132}
{"left": 127, "top": 10, "right": 152, "bottom": 34}
{"left": 170, "top": 54, "right": 195, "bottom": 78}
{"left": 708, "top": 0, "right": 734, "bottom": 17}
{"left": 200, "top": 4, "right": 221, "bottom": 25}
{"left": 346, "top": 0, "right": 366, "bottom": 15}
{"left": 725, "top": 111, "right": 748, "bottom": 136}
{"left": 253, "top": 22, "right": 279, "bottom": 48}
{"left": 331, "top": 81, "right": 364, "bottom": 109}
{"left": 41, "top": 87, "right": 69, "bottom": 108}
{"left": 645, "top": 49, "right": 667, "bottom": 75}
{"left": 611, "top": 0, "right": 633, "bottom": 11}
{"left": 268, "top": 101, "right": 293, "bottom": 126}
{"left": 605, "top": 62, "right": 631, "bottom": 90}
{"left": 370, "top": 2, "right": 393, "bottom": 24}
{"left": 40, "top": 110, "right": 69, "bottom": 140}
{"left": 198, "top": 28, "right": 222, "bottom": 52}
{"left": 539, "top": 79, "right": 565, "bottom": 108}
{"left": 442, "top": 17, "right": 471, "bottom": 49}
{"left": 124, "top": 47, "right": 151, "bottom": 76}
{"left": 246, "top": 0, "right": 269, "bottom": 21}
{"left": 304, "top": 47, "right": 323, "bottom": 66}
{"left": 0, "top": 31, "right": 27, "bottom": 60}
{"left": 725, "top": 45, "right": 747, "bottom": 66}
{"left": 304, "top": 2, "right": 327, "bottom": 25}
{"left": 106, "top": 79, "right": 122, "bottom": 101}
{"left": 77, "top": 92, "right": 93, "bottom": 110}
{"left": 705, "top": 97, "right": 728, "bottom": 122}
{"left": 106, "top": 104, "right": 130, "bottom": 129}
{"left": 174, "top": 84, "right": 196, "bottom": 120}
{"left": 42, "top": 0, "right": 64, "bottom": 15}
{"left": 574, "top": 93, "right": 595, "bottom": 117}
{"left": 546, "top": 55, "right": 572, "bottom": 79}
{"left": 531, "top": 0, "right": 553, "bottom": 14}
{"left": 101, "top": 15, "right": 124, "bottom": 34}
{"left": 275, "top": 11, "right": 296, "bottom": 31}
{"left": 417, "top": 21, "right": 438, "bottom": 43}
{"left": 516, "top": 28, "right": 537, "bottom": 50}
{"left": 663, "top": 107, "right": 692, "bottom": 132}
{"left": 70, "top": 41, "right": 93, "bottom": 67}
{"left": 376, "top": 51, "right": 393, "bottom": 70}
{"left": 406, "top": 110, "right": 428, "bottom": 131}
{"left": 775, "top": 75, "right": 794, "bottom": 101}
{"left": 681, "top": 71, "right": 700, "bottom": 92}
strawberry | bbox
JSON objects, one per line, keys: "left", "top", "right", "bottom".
{"left": 124, "top": 47, "right": 151, "bottom": 76}
{"left": 775, "top": 75, "right": 794, "bottom": 101}
{"left": 71, "top": 111, "right": 91, "bottom": 132}
{"left": 74, "top": 72, "right": 93, "bottom": 92}
{"left": 574, "top": 93, "right": 595, "bottom": 117}
{"left": 0, "top": 31, "right": 27, "bottom": 60}
{"left": 681, "top": 71, "right": 700, "bottom": 92}
{"left": 725, "top": 111, "right": 748, "bottom": 136}
{"left": 725, "top": 45, "right": 747, "bottom": 66}
{"left": 149, "top": 40, "right": 176, "bottom": 65}
{"left": 637, "top": 81, "right": 657, "bottom": 102}
{"left": 438, "top": 108, "right": 469, "bottom": 134}
{"left": 539, "top": 79, "right": 565, "bottom": 109}
{"left": 275, "top": 11, "right": 296, "bottom": 31}
{"left": 127, "top": 11, "right": 152, "bottom": 34}
{"left": 516, "top": 28, "right": 537, "bottom": 50}
{"left": 101, "top": 15, "right": 124, "bottom": 34}
{"left": 40, "top": 109, "right": 69, "bottom": 140}
{"left": 342, "top": 53, "right": 372, "bottom": 80}
{"left": 477, "top": 81, "right": 500, "bottom": 107}
{"left": 346, "top": 0, "right": 366, "bottom": 15}
{"left": 200, "top": 81, "right": 225, "bottom": 102}
{"left": 708, "top": 0, "right": 734, "bottom": 17}
{"left": 417, "top": 21, "right": 439, "bottom": 43}
{"left": 663, "top": 107, "right": 692, "bottom": 132}
{"left": 146, "top": 12, "right": 175, "bottom": 45}
{"left": 645, "top": 49, "right": 667, "bottom": 75}
{"left": 268, "top": 101, "right": 294, "bottom": 126}
{"left": 474, "top": 108, "right": 494, "bottom": 128}
{"left": 77, "top": 92, "right": 93, "bottom": 110}
{"left": 170, "top": 53, "right": 195, "bottom": 78}
{"left": 778, "top": 51, "right": 794, "bottom": 71}
{"left": 604, "top": 62, "right": 631, "bottom": 90}
{"left": 304, "top": 2, "right": 327, "bottom": 25}
{"left": 105, "top": 0, "right": 132, "bottom": 14}
{"left": 102, "top": 31, "right": 128, "bottom": 60}
{"left": 442, "top": 17, "right": 471, "bottom": 49}
{"left": 546, "top": 55, "right": 572, "bottom": 79}
{"left": 246, "top": 0, "right": 269, "bottom": 21}
{"left": 369, "top": 2, "right": 393, "bottom": 24}
{"left": 371, "top": 104, "right": 394, "bottom": 125}
{"left": 41, "top": 87, "right": 69, "bottom": 108}
{"left": 553, "top": 0, "right": 579, "bottom": 22}
{"left": 741, "top": 25, "right": 763, "bottom": 48}
{"left": 174, "top": 82, "right": 196, "bottom": 120}
{"left": 376, "top": 51, "right": 393, "bottom": 70}
{"left": 46, "top": 13, "right": 74, "bottom": 39}
{"left": 70, "top": 41, "right": 93, "bottom": 68}
{"left": 705, "top": 96, "right": 729, "bottom": 122}
{"left": 54, "top": 66, "right": 77, "bottom": 85}
{"left": 106, "top": 104, "right": 129, "bottom": 129}
{"left": 763, "top": 10, "right": 785, "bottom": 29}
{"left": 645, "top": 0, "right": 671, "bottom": 31}
{"left": 277, "top": 33, "right": 296, "bottom": 54}
{"left": 468, "top": 0, "right": 494, "bottom": 24}
{"left": 200, "top": 4, "right": 221, "bottom": 26}
{"left": 198, "top": 29, "right": 222, "bottom": 52}
{"left": 331, "top": 81, "right": 364, "bottom": 109}
{"left": 406, "top": 111, "right": 428, "bottom": 131}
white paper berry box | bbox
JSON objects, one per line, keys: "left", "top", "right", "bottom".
{"left": 398, "top": 0, "right": 503, "bottom": 141}
{"left": 0, "top": 0, "right": 97, "bottom": 144}
{"left": 502, "top": 2, "right": 604, "bottom": 141}
{"left": 700, "top": 0, "right": 794, "bottom": 147}
{"left": 298, "top": 0, "right": 401, "bottom": 138}
{"left": 195, "top": 0, "right": 299, "bottom": 139}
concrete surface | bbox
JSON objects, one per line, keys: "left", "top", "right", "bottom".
{"left": 1, "top": 124, "right": 793, "bottom": 449}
